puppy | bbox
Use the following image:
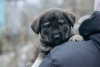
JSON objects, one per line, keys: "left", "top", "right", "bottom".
{"left": 27, "top": 8, "right": 84, "bottom": 67}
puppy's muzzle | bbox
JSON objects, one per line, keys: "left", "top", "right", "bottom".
{"left": 50, "top": 31, "right": 63, "bottom": 44}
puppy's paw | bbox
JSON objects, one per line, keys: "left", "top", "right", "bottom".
{"left": 31, "top": 57, "right": 43, "bottom": 67}
{"left": 68, "top": 35, "right": 84, "bottom": 41}
{"left": 31, "top": 64, "right": 39, "bottom": 67}
{"left": 31, "top": 62, "right": 40, "bottom": 67}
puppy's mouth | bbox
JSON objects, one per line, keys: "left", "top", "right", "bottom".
{"left": 53, "top": 39, "right": 62, "bottom": 45}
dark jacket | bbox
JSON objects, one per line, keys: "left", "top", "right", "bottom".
{"left": 39, "top": 11, "right": 100, "bottom": 67}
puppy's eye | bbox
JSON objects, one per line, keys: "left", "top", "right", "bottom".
{"left": 45, "top": 24, "right": 50, "bottom": 27}
{"left": 44, "top": 23, "right": 51, "bottom": 27}
{"left": 58, "top": 20, "right": 65, "bottom": 25}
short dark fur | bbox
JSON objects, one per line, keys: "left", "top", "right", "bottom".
{"left": 40, "top": 11, "right": 73, "bottom": 46}
{"left": 27, "top": 8, "right": 75, "bottom": 67}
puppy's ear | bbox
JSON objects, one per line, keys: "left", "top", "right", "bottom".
{"left": 31, "top": 15, "right": 41, "bottom": 34}
{"left": 31, "top": 9, "right": 50, "bottom": 34}
{"left": 63, "top": 10, "right": 75, "bottom": 27}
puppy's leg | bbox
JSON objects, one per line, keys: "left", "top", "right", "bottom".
{"left": 31, "top": 57, "right": 43, "bottom": 67}
{"left": 31, "top": 45, "right": 52, "bottom": 67}
{"left": 68, "top": 35, "right": 84, "bottom": 41}
{"left": 26, "top": 46, "right": 39, "bottom": 67}
{"left": 31, "top": 52, "right": 46, "bottom": 67}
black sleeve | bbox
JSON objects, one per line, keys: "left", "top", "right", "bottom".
{"left": 39, "top": 53, "right": 54, "bottom": 67}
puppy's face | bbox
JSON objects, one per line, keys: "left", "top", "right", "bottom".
{"left": 31, "top": 8, "right": 75, "bottom": 46}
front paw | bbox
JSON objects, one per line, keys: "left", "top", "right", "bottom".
{"left": 68, "top": 35, "right": 84, "bottom": 41}
{"left": 31, "top": 64, "right": 39, "bottom": 67}
{"left": 31, "top": 57, "right": 43, "bottom": 67}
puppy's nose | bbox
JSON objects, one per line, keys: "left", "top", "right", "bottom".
{"left": 54, "top": 35, "right": 60, "bottom": 40}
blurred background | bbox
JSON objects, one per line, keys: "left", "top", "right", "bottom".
{"left": 0, "top": 0, "right": 95, "bottom": 67}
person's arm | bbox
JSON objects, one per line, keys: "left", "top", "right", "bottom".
{"left": 94, "top": 0, "right": 100, "bottom": 11}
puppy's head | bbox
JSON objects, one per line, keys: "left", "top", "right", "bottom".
{"left": 31, "top": 8, "right": 75, "bottom": 46}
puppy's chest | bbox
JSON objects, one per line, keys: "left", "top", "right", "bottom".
{"left": 39, "top": 45, "right": 53, "bottom": 54}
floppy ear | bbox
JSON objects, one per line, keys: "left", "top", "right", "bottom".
{"left": 31, "top": 15, "right": 41, "bottom": 34}
{"left": 63, "top": 9, "right": 75, "bottom": 27}
{"left": 31, "top": 8, "right": 51, "bottom": 34}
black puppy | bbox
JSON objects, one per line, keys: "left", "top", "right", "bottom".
{"left": 27, "top": 8, "right": 83, "bottom": 67}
